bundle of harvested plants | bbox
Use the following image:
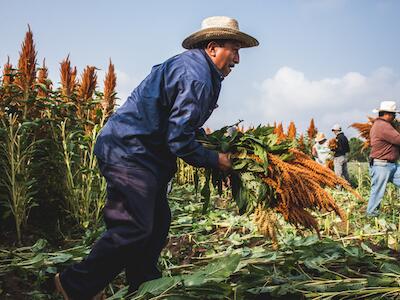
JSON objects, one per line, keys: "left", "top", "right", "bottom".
{"left": 198, "top": 124, "right": 361, "bottom": 236}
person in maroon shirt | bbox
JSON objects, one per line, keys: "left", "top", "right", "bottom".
{"left": 367, "top": 101, "right": 400, "bottom": 216}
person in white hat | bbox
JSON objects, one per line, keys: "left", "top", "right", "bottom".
{"left": 331, "top": 123, "right": 350, "bottom": 182}
{"left": 367, "top": 101, "right": 400, "bottom": 216}
{"left": 311, "top": 132, "right": 331, "bottom": 165}
{"left": 55, "top": 16, "right": 258, "bottom": 299}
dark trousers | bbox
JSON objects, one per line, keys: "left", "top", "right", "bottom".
{"left": 60, "top": 161, "right": 171, "bottom": 299}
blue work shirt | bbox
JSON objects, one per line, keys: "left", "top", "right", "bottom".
{"left": 94, "top": 49, "right": 223, "bottom": 180}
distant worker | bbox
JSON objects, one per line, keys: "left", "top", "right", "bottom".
{"left": 367, "top": 101, "right": 400, "bottom": 217}
{"left": 331, "top": 124, "right": 350, "bottom": 181}
{"left": 311, "top": 132, "right": 331, "bottom": 165}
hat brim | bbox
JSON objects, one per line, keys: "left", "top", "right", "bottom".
{"left": 182, "top": 27, "right": 259, "bottom": 49}
{"left": 372, "top": 109, "right": 400, "bottom": 113}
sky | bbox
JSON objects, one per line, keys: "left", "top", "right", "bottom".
{"left": 1, "top": 0, "right": 400, "bottom": 137}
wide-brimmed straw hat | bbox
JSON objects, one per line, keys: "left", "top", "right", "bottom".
{"left": 315, "top": 132, "right": 326, "bottom": 142}
{"left": 182, "top": 16, "right": 259, "bottom": 49}
{"left": 372, "top": 101, "right": 400, "bottom": 113}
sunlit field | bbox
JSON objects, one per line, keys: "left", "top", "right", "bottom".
{"left": 0, "top": 29, "right": 399, "bottom": 300}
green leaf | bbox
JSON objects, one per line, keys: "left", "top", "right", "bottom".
{"left": 32, "top": 239, "right": 48, "bottom": 253}
{"left": 45, "top": 266, "right": 57, "bottom": 274}
{"left": 137, "top": 276, "right": 182, "bottom": 296}
{"left": 220, "top": 140, "right": 230, "bottom": 152}
{"left": 185, "top": 282, "right": 232, "bottom": 298}
{"left": 367, "top": 276, "right": 398, "bottom": 287}
{"left": 380, "top": 262, "right": 400, "bottom": 275}
{"left": 48, "top": 253, "right": 74, "bottom": 264}
{"left": 232, "top": 159, "right": 249, "bottom": 171}
{"left": 15, "top": 253, "right": 45, "bottom": 268}
{"left": 105, "top": 286, "right": 128, "bottom": 300}
{"left": 247, "top": 162, "right": 264, "bottom": 173}
{"left": 183, "top": 254, "right": 241, "bottom": 286}
{"left": 231, "top": 173, "right": 246, "bottom": 213}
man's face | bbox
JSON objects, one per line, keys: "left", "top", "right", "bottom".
{"left": 208, "top": 41, "right": 241, "bottom": 77}
{"left": 382, "top": 112, "right": 396, "bottom": 122}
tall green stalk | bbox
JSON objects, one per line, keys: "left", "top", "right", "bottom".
{"left": 0, "top": 114, "right": 38, "bottom": 244}
{"left": 60, "top": 120, "right": 106, "bottom": 229}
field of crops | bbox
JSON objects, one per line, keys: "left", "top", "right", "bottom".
{"left": 0, "top": 29, "right": 399, "bottom": 300}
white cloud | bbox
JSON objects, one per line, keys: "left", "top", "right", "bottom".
{"left": 250, "top": 66, "right": 400, "bottom": 137}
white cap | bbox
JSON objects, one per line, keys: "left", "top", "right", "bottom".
{"left": 331, "top": 124, "right": 342, "bottom": 131}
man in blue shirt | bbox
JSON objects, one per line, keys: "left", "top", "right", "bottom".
{"left": 55, "top": 16, "right": 258, "bottom": 299}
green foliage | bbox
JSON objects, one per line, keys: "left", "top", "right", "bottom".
{"left": 135, "top": 254, "right": 241, "bottom": 299}
{"left": 348, "top": 137, "right": 370, "bottom": 162}
{"left": 0, "top": 115, "right": 41, "bottom": 244}
{"left": 198, "top": 124, "right": 293, "bottom": 215}
{"left": 0, "top": 53, "right": 114, "bottom": 238}
{"left": 131, "top": 234, "right": 400, "bottom": 299}
{"left": 0, "top": 182, "right": 399, "bottom": 299}
{"left": 60, "top": 120, "right": 106, "bottom": 229}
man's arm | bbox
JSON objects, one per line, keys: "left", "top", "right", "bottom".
{"left": 311, "top": 145, "right": 317, "bottom": 157}
{"left": 380, "top": 123, "right": 400, "bottom": 145}
{"left": 166, "top": 79, "right": 220, "bottom": 169}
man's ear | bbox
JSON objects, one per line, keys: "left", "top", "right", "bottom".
{"left": 206, "top": 41, "right": 219, "bottom": 57}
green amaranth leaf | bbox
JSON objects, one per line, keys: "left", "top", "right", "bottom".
{"left": 183, "top": 254, "right": 241, "bottom": 286}
{"left": 137, "top": 276, "right": 182, "bottom": 296}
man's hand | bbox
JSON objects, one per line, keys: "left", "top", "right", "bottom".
{"left": 218, "top": 153, "right": 232, "bottom": 172}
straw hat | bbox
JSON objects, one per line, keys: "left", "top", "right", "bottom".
{"left": 315, "top": 132, "right": 326, "bottom": 142}
{"left": 372, "top": 101, "right": 400, "bottom": 113}
{"left": 182, "top": 16, "right": 259, "bottom": 49}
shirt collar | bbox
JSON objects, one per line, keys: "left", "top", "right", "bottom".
{"left": 377, "top": 117, "right": 393, "bottom": 124}
{"left": 200, "top": 49, "right": 225, "bottom": 82}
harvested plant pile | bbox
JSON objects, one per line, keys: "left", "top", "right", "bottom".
{"left": 198, "top": 125, "right": 360, "bottom": 238}
{"left": 133, "top": 236, "right": 400, "bottom": 300}
{"left": 350, "top": 117, "right": 376, "bottom": 150}
{"left": 328, "top": 137, "right": 338, "bottom": 150}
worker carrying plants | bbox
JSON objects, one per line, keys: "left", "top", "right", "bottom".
{"left": 366, "top": 101, "right": 400, "bottom": 217}
{"left": 311, "top": 132, "right": 331, "bottom": 166}
{"left": 54, "top": 16, "right": 258, "bottom": 299}
{"left": 331, "top": 123, "right": 350, "bottom": 182}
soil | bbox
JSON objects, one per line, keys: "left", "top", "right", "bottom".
{"left": 0, "top": 269, "right": 55, "bottom": 299}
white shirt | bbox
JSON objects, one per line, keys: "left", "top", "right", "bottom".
{"left": 312, "top": 140, "right": 331, "bottom": 165}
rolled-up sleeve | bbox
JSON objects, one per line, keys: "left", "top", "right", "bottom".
{"left": 167, "top": 79, "right": 219, "bottom": 169}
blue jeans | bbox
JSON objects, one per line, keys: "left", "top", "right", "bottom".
{"left": 367, "top": 161, "right": 400, "bottom": 216}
